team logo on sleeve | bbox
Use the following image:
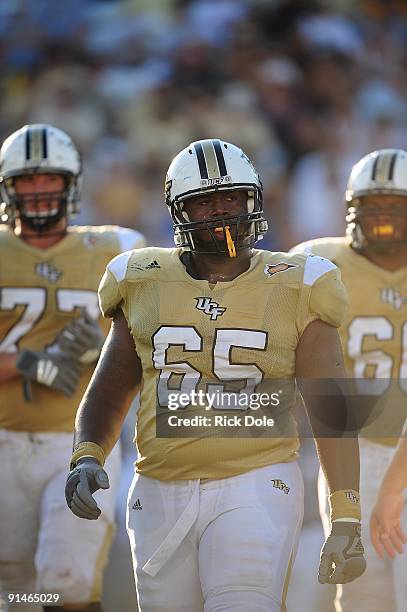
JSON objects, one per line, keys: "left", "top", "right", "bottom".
{"left": 83, "top": 234, "right": 103, "bottom": 249}
{"left": 35, "top": 262, "right": 62, "bottom": 283}
{"left": 264, "top": 263, "right": 297, "bottom": 277}
{"left": 195, "top": 297, "right": 226, "bottom": 320}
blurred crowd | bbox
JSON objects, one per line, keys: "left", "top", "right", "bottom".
{"left": 1, "top": 3, "right": 405, "bottom": 610}
{"left": 1, "top": 0, "right": 406, "bottom": 249}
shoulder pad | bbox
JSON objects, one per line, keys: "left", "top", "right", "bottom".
{"left": 70, "top": 225, "right": 145, "bottom": 253}
{"left": 303, "top": 254, "right": 337, "bottom": 286}
{"left": 290, "top": 237, "right": 349, "bottom": 262}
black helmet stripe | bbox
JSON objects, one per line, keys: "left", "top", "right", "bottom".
{"left": 388, "top": 152, "right": 397, "bottom": 181}
{"left": 25, "top": 126, "right": 48, "bottom": 161}
{"left": 213, "top": 139, "right": 227, "bottom": 177}
{"left": 25, "top": 128, "right": 31, "bottom": 160}
{"left": 194, "top": 140, "right": 228, "bottom": 180}
{"left": 194, "top": 142, "right": 209, "bottom": 179}
{"left": 42, "top": 127, "right": 48, "bottom": 159}
{"left": 371, "top": 154, "right": 379, "bottom": 181}
{"left": 372, "top": 151, "right": 398, "bottom": 184}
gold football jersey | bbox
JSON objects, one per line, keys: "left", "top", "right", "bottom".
{"left": 0, "top": 224, "right": 145, "bottom": 432}
{"left": 99, "top": 246, "right": 347, "bottom": 480}
{"left": 292, "top": 237, "right": 407, "bottom": 445}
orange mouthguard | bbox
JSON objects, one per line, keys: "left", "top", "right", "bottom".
{"left": 224, "top": 225, "right": 236, "bottom": 257}
{"left": 373, "top": 224, "right": 394, "bottom": 236}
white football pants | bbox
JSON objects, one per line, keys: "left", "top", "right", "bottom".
{"left": 127, "top": 461, "right": 304, "bottom": 612}
{"left": 0, "top": 429, "right": 120, "bottom": 610}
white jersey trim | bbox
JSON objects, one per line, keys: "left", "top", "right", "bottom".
{"left": 117, "top": 228, "right": 145, "bottom": 253}
{"left": 303, "top": 254, "right": 336, "bottom": 286}
{"left": 108, "top": 251, "right": 132, "bottom": 283}
{"left": 289, "top": 242, "right": 313, "bottom": 254}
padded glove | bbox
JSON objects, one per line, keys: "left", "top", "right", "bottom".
{"left": 50, "top": 310, "right": 105, "bottom": 364}
{"left": 17, "top": 349, "right": 81, "bottom": 397}
{"left": 318, "top": 521, "right": 366, "bottom": 584}
{"left": 65, "top": 457, "right": 110, "bottom": 520}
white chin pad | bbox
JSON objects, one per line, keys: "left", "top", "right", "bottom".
{"left": 179, "top": 201, "right": 190, "bottom": 223}
{"left": 247, "top": 191, "right": 254, "bottom": 213}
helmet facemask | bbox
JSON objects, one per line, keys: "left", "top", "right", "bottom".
{"left": 346, "top": 195, "right": 407, "bottom": 252}
{"left": 3, "top": 172, "right": 78, "bottom": 232}
{"left": 170, "top": 187, "right": 267, "bottom": 257}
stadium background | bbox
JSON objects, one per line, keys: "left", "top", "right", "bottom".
{"left": 0, "top": 1, "right": 405, "bottom": 610}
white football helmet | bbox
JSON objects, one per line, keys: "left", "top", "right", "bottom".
{"left": 345, "top": 148, "right": 407, "bottom": 249}
{"left": 0, "top": 124, "right": 82, "bottom": 230}
{"left": 165, "top": 138, "right": 268, "bottom": 254}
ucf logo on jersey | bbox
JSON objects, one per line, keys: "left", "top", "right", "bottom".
{"left": 381, "top": 287, "right": 407, "bottom": 311}
{"left": 35, "top": 262, "right": 62, "bottom": 283}
{"left": 195, "top": 297, "right": 226, "bottom": 320}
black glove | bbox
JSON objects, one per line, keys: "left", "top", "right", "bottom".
{"left": 318, "top": 521, "right": 366, "bottom": 584}
{"left": 65, "top": 458, "right": 110, "bottom": 520}
{"left": 50, "top": 310, "right": 105, "bottom": 364}
{"left": 16, "top": 349, "right": 81, "bottom": 397}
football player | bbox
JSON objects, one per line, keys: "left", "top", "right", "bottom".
{"left": 0, "top": 124, "right": 145, "bottom": 612}
{"left": 65, "top": 139, "right": 365, "bottom": 611}
{"left": 292, "top": 148, "right": 407, "bottom": 611}
{"left": 370, "top": 436, "right": 407, "bottom": 560}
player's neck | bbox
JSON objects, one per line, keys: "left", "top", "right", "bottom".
{"left": 186, "top": 249, "right": 252, "bottom": 282}
{"left": 14, "top": 219, "right": 68, "bottom": 249}
{"left": 360, "top": 246, "right": 407, "bottom": 272}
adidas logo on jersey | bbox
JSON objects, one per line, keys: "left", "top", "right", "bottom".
{"left": 145, "top": 260, "right": 160, "bottom": 269}
{"left": 132, "top": 498, "right": 143, "bottom": 510}
{"left": 195, "top": 297, "right": 226, "bottom": 320}
{"left": 271, "top": 479, "right": 290, "bottom": 494}
{"left": 130, "top": 260, "right": 160, "bottom": 272}
{"left": 35, "top": 262, "right": 62, "bottom": 283}
{"left": 381, "top": 288, "right": 407, "bottom": 310}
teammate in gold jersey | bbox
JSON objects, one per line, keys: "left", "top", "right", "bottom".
{"left": 0, "top": 124, "right": 145, "bottom": 612}
{"left": 66, "top": 139, "right": 365, "bottom": 611}
{"left": 292, "top": 148, "right": 407, "bottom": 612}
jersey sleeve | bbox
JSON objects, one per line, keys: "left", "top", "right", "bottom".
{"left": 297, "top": 255, "right": 348, "bottom": 335}
{"left": 98, "top": 251, "right": 132, "bottom": 317}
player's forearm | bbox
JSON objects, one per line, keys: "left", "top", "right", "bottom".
{"left": 299, "top": 377, "right": 360, "bottom": 491}
{"left": 73, "top": 309, "right": 141, "bottom": 457}
{"left": 0, "top": 353, "right": 20, "bottom": 382}
{"left": 315, "top": 437, "right": 360, "bottom": 493}
{"left": 379, "top": 438, "right": 407, "bottom": 495}
{"left": 74, "top": 381, "right": 135, "bottom": 456}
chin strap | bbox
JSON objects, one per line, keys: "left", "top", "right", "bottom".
{"left": 224, "top": 225, "right": 236, "bottom": 258}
